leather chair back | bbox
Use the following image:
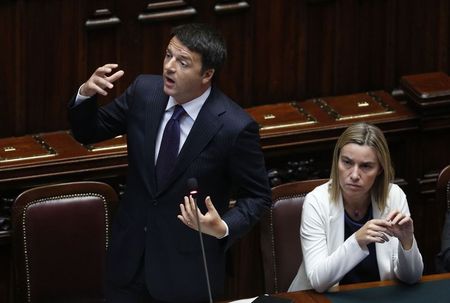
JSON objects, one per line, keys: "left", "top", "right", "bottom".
{"left": 437, "top": 165, "right": 450, "bottom": 211}
{"left": 260, "top": 179, "right": 328, "bottom": 294}
{"left": 436, "top": 165, "right": 450, "bottom": 272}
{"left": 11, "top": 181, "right": 118, "bottom": 303}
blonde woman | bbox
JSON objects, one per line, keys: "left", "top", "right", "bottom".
{"left": 289, "top": 123, "right": 423, "bottom": 292}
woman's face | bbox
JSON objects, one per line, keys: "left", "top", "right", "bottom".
{"left": 338, "top": 143, "right": 382, "bottom": 202}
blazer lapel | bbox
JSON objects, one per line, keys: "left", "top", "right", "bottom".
{"left": 329, "top": 193, "right": 345, "bottom": 253}
{"left": 372, "top": 196, "right": 390, "bottom": 279}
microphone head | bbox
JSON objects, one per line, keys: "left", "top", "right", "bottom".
{"left": 187, "top": 178, "right": 198, "bottom": 195}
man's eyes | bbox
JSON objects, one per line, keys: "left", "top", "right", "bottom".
{"left": 164, "top": 52, "right": 189, "bottom": 67}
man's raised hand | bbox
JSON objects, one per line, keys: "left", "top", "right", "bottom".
{"left": 80, "top": 63, "right": 124, "bottom": 97}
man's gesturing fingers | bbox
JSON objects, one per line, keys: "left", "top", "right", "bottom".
{"left": 80, "top": 63, "right": 124, "bottom": 97}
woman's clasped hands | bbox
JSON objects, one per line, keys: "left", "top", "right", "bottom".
{"left": 356, "top": 209, "right": 414, "bottom": 250}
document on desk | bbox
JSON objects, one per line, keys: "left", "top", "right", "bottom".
{"left": 230, "top": 295, "right": 293, "bottom": 303}
{"left": 229, "top": 297, "right": 257, "bottom": 303}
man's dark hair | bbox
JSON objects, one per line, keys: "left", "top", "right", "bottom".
{"left": 171, "top": 23, "right": 227, "bottom": 74}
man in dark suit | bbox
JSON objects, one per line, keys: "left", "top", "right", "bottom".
{"left": 68, "top": 23, "right": 271, "bottom": 302}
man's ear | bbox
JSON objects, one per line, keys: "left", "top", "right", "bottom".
{"left": 202, "top": 69, "right": 215, "bottom": 84}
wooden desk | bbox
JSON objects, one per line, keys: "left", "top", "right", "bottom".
{"left": 0, "top": 131, "right": 128, "bottom": 190}
{"left": 1, "top": 87, "right": 450, "bottom": 302}
{"left": 271, "top": 273, "right": 450, "bottom": 303}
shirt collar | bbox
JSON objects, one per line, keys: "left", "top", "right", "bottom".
{"left": 165, "top": 86, "right": 211, "bottom": 121}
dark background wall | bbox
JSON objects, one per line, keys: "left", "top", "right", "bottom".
{"left": 1, "top": 0, "right": 449, "bottom": 138}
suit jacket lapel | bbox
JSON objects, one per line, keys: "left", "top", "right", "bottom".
{"left": 157, "top": 88, "right": 225, "bottom": 195}
{"left": 144, "top": 83, "right": 168, "bottom": 197}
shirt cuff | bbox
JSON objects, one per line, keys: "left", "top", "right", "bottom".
{"left": 74, "top": 85, "right": 91, "bottom": 106}
{"left": 218, "top": 219, "right": 229, "bottom": 239}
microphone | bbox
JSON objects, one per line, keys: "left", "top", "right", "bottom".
{"left": 187, "top": 178, "right": 213, "bottom": 303}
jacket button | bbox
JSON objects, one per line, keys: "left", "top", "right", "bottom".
{"left": 152, "top": 200, "right": 158, "bottom": 206}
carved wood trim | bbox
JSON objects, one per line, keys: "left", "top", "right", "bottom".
{"left": 214, "top": 1, "right": 250, "bottom": 14}
{"left": 138, "top": 1, "right": 196, "bottom": 22}
{"left": 85, "top": 8, "right": 121, "bottom": 29}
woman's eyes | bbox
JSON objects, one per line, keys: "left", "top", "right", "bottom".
{"left": 361, "top": 164, "right": 373, "bottom": 171}
{"left": 341, "top": 159, "right": 373, "bottom": 171}
{"left": 342, "top": 159, "right": 352, "bottom": 166}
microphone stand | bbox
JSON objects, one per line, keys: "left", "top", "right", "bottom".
{"left": 191, "top": 189, "right": 213, "bottom": 303}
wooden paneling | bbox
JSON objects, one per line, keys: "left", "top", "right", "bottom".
{"left": 2, "top": 0, "right": 450, "bottom": 136}
{"left": 207, "top": 1, "right": 253, "bottom": 107}
{"left": 20, "top": 1, "right": 83, "bottom": 133}
{"left": 396, "top": 0, "right": 443, "bottom": 75}
{"left": 0, "top": 1, "right": 23, "bottom": 137}
{"left": 251, "top": 0, "right": 307, "bottom": 104}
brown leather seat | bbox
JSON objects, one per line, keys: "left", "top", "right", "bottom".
{"left": 260, "top": 179, "right": 328, "bottom": 294}
{"left": 11, "top": 181, "right": 118, "bottom": 303}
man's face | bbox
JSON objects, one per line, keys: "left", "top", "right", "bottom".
{"left": 163, "top": 36, "right": 214, "bottom": 104}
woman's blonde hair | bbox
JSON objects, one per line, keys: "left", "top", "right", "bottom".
{"left": 329, "top": 123, "right": 394, "bottom": 211}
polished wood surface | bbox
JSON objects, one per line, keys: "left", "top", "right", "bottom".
{"left": 247, "top": 90, "right": 417, "bottom": 151}
{"left": 272, "top": 273, "right": 450, "bottom": 303}
{"left": 0, "top": 131, "right": 128, "bottom": 190}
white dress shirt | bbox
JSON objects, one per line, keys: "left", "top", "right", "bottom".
{"left": 154, "top": 87, "right": 210, "bottom": 163}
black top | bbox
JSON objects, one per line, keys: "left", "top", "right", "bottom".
{"left": 340, "top": 204, "right": 380, "bottom": 285}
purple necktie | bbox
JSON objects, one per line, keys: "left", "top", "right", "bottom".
{"left": 156, "top": 105, "right": 185, "bottom": 189}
